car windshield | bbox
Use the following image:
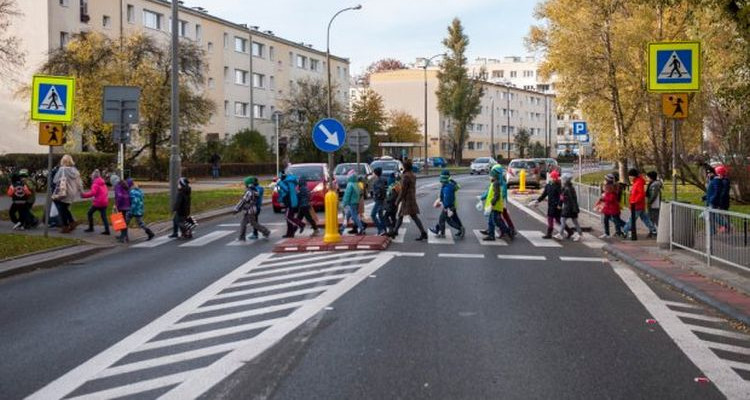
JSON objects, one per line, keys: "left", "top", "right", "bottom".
{"left": 371, "top": 161, "right": 398, "bottom": 171}
{"left": 287, "top": 166, "right": 324, "bottom": 181}
{"left": 334, "top": 165, "right": 367, "bottom": 175}
{"left": 474, "top": 158, "right": 489, "bottom": 163}
{"left": 510, "top": 161, "right": 529, "bottom": 169}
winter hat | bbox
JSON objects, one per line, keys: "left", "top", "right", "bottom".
{"left": 440, "top": 174, "right": 450, "bottom": 184}
{"left": 441, "top": 169, "right": 451, "bottom": 177}
{"left": 91, "top": 169, "right": 101, "bottom": 179}
{"left": 243, "top": 176, "right": 256, "bottom": 187}
{"left": 178, "top": 177, "right": 189, "bottom": 188}
{"left": 549, "top": 170, "right": 560, "bottom": 181}
{"left": 110, "top": 174, "right": 120, "bottom": 187}
{"left": 605, "top": 174, "right": 615, "bottom": 182}
{"left": 714, "top": 165, "right": 728, "bottom": 177}
{"left": 126, "top": 178, "right": 134, "bottom": 188}
{"left": 561, "top": 173, "right": 573, "bottom": 182}
{"left": 646, "top": 171, "right": 658, "bottom": 181}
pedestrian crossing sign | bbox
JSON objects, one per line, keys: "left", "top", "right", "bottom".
{"left": 31, "top": 75, "right": 75, "bottom": 122}
{"left": 648, "top": 42, "right": 700, "bottom": 92}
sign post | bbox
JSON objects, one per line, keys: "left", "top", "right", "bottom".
{"left": 649, "top": 41, "right": 700, "bottom": 203}
{"left": 103, "top": 86, "right": 140, "bottom": 178}
{"left": 312, "top": 118, "right": 346, "bottom": 244}
{"left": 32, "top": 75, "right": 75, "bottom": 238}
{"left": 347, "top": 128, "right": 370, "bottom": 176}
{"left": 572, "top": 121, "right": 588, "bottom": 181}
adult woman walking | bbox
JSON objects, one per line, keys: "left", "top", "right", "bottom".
{"left": 396, "top": 159, "right": 427, "bottom": 241}
{"left": 51, "top": 154, "right": 83, "bottom": 233}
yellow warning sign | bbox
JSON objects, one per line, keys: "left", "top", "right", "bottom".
{"left": 662, "top": 93, "right": 688, "bottom": 119}
{"left": 39, "top": 122, "right": 66, "bottom": 146}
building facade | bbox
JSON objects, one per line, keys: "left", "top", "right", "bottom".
{"left": 370, "top": 69, "right": 556, "bottom": 161}
{"left": 2, "top": 0, "right": 351, "bottom": 153}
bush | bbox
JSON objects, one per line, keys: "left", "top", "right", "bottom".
{"left": 130, "top": 162, "right": 277, "bottom": 180}
{"left": 0, "top": 153, "right": 117, "bottom": 183}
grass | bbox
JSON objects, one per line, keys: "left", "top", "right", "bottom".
{"left": 0, "top": 233, "right": 80, "bottom": 260}
{"left": 579, "top": 170, "right": 750, "bottom": 214}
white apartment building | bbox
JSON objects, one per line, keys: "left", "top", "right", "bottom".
{"left": 370, "top": 69, "right": 556, "bottom": 161}
{"left": 2, "top": 0, "right": 351, "bottom": 153}
{"left": 469, "top": 56, "right": 586, "bottom": 156}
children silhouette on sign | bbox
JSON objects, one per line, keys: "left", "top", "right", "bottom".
{"left": 671, "top": 96, "right": 685, "bottom": 117}
{"left": 48, "top": 126, "right": 59, "bottom": 144}
{"left": 668, "top": 55, "right": 683, "bottom": 78}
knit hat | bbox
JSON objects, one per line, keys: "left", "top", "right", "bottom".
{"left": 91, "top": 169, "right": 101, "bottom": 179}
{"left": 628, "top": 168, "right": 640, "bottom": 178}
{"left": 561, "top": 173, "right": 572, "bottom": 182}
{"left": 549, "top": 170, "right": 560, "bottom": 180}
{"left": 244, "top": 176, "right": 257, "bottom": 187}
{"left": 646, "top": 171, "right": 658, "bottom": 180}
{"left": 441, "top": 169, "right": 451, "bottom": 176}
{"left": 714, "top": 165, "right": 728, "bottom": 177}
{"left": 178, "top": 177, "right": 189, "bottom": 188}
{"left": 126, "top": 178, "right": 134, "bottom": 188}
{"left": 440, "top": 175, "right": 450, "bottom": 184}
{"left": 605, "top": 174, "right": 615, "bottom": 182}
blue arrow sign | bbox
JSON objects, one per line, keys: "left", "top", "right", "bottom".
{"left": 572, "top": 121, "right": 587, "bottom": 135}
{"left": 312, "top": 118, "right": 346, "bottom": 153}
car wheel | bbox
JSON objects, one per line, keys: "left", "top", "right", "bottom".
{"left": 273, "top": 206, "right": 282, "bottom": 214}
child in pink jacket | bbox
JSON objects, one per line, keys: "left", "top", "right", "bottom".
{"left": 81, "top": 169, "right": 110, "bottom": 235}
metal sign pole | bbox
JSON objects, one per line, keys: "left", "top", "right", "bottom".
{"left": 672, "top": 118, "right": 678, "bottom": 202}
{"left": 356, "top": 133, "right": 361, "bottom": 175}
{"left": 43, "top": 145, "right": 53, "bottom": 238}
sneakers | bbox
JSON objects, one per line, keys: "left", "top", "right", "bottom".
{"left": 298, "top": 224, "right": 305, "bottom": 235}
{"left": 262, "top": 231, "right": 270, "bottom": 239}
{"left": 482, "top": 236, "right": 496, "bottom": 241}
{"left": 101, "top": 231, "right": 111, "bottom": 236}
{"left": 429, "top": 227, "right": 439, "bottom": 235}
{"left": 415, "top": 232, "right": 428, "bottom": 241}
{"left": 572, "top": 233, "right": 582, "bottom": 242}
{"left": 552, "top": 233, "right": 564, "bottom": 240}
{"left": 479, "top": 230, "right": 490, "bottom": 236}
{"left": 12, "top": 222, "right": 22, "bottom": 230}
{"left": 84, "top": 228, "right": 94, "bottom": 233}
{"left": 456, "top": 227, "right": 466, "bottom": 239}
{"left": 168, "top": 234, "right": 178, "bottom": 239}
{"left": 598, "top": 234, "right": 611, "bottom": 239}
{"left": 248, "top": 234, "right": 259, "bottom": 240}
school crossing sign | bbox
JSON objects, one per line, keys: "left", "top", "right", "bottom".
{"left": 648, "top": 42, "right": 701, "bottom": 92}
{"left": 31, "top": 75, "right": 75, "bottom": 122}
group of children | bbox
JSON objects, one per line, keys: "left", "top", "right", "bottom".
{"left": 530, "top": 170, "right": 583, "bottom": 241}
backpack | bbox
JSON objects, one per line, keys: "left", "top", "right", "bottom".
{"left": 52, "top": 175, "right": 68, "bottom": 201}
{"left": 11, "top": 182, "right": 29, "bottom": 203}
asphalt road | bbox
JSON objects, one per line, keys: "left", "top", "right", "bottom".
{"left": 2, "top": 174, "right": 746, "bottom": 399}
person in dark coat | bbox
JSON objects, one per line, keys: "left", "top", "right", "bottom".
{"left": 296, "top": 177, "right": 318, "bottom": 235}
{"left": 370, "top": 167, "right": 388, "bottom": 236}
{"left": 385, "top": 174, "right": 401, "bottom": 237}
{"left": 170, "top": 177, "right": 192, "bottom": 239}
{"left": 530, "top": 170, "right": 573, "bottom": 239}
{"left": 706, "top": 165, "right": 731, "bottom": 233}
{"left": 395, "top": 159, "right": 427, "bottom": 241}
{"left": 556, "top": 173, "right": 582, "bottom": 241}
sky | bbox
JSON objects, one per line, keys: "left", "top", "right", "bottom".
{"left": 181, "top": 0, "right": 540, "bottom": 74}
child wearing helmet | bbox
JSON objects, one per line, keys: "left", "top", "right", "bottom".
{"left": 234, "top": 176, "right": 270, "bottom": 240}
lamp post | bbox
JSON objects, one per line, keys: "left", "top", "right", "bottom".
{"left": 168, "top": 0, "right": 180, "bottom": 206}
{"left": 506, "top": 85, "right": 511, "bottom": 159}
{"left": 326, "top": 5, "right": 361, "bottom": 179}
{"left": 422, "top": 53, "right": 444, "bottom": 173}
{"left": 490, "top": 96, "right": 495, "bottom": 159}
{"left": 273, "top": 111, "right": 282, "bottom": 177}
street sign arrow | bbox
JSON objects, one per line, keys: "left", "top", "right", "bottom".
{"left": 312, "top": 118, "right": 346, "bottom": 153}
{"left": 319, "top": 124, "right": 340, "bottom": 147}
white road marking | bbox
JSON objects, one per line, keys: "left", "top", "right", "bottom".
{"left": 179, "top": 230, "right": 234, "bottom": 247}
{"left": 170, "top": 301, "right": 307, "bottom": 330}
{"left": 136, "top": 318, "right": 286, "bottom": 352}
{"left": 131, "top": 235, "right": 172, "bottom": 248}
{"left": 196, "top": 287, "right": 330, "bottom": 313}
{"left": 559, "top": 256, "right": 607, "bottom": 263}
{"left": 707, "top": 342, "right": 750, "bottom": 356}
{"left": 518, "top": 230, "right": 562, "bottom": 247}
{"left": 663, "top": 300, "right": 702, "bottom": 309}
{"left": 496, "top": 254, "right": 547, "bottom": 261}
{"left": 244, "top": 255, "right": 376, "bottom": 278}
{"left": 65, "top": 371, "right": 194, "bottom": 400}
{"left": 211, "top": 276, "right": 347, "bottom": 301}
{"left": 428, "top": 229, "right": 454, "bottom": 245}
{"left": 390, "top": 228, "right": 407, "bottom": 243}
{"left": 438, "top": 253, "right": 484, "bottom": 259}
{"left": 472, "top": 229, "right": 508, "bottom": 246}
{"left": 265, "top": 251, "right": 332, "bottom": 262}
{"left": 610, "top": 260, "right": 750, "bottom": 399}
{"left": 507, "top": 197, "right": 548, "bottom": 225}
{"left": 226, "top": 230, "right": 279, "bottom": 246}
{"left": 688, "top": 326, "right": 750, "bottom": 341}
{"left": 255, "top": 252, "right": 373, "bottom": 269}
{"left": 674, "top": 312, "right": 726, "bottom": 323}
{"left": 388, "top": 251, "right": 425, "bottom": 257}
{"left": 582, "top": 236, "right": 606, "bottom": 249}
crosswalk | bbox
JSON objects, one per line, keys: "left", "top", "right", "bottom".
{"left": 130, "top": 225, "right": 605, "bottom": 250}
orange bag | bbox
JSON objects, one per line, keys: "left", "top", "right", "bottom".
{"left": 110, "top": 212, "right": 127, "bottom": 231}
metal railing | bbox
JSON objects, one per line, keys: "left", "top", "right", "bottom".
{"left": 670, "top": 202, "right": 750, "bottom": 271}
{"left": 572, "top": 182, "right": 631, "bottom": 221}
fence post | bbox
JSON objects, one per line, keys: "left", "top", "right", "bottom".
{"left": 669, "top": 202, "right": 674, "bottom": 251}
{"left": 705, "top": 208, "right": 712, "bottom": 267}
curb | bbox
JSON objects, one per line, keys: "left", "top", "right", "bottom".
{"left": 603, "top": 244, "right": 750, "bottom": 326}
{"left": 0, "top": 244, "right": 114, "bottom": 279}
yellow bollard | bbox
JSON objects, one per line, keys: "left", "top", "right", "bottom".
{"left": 323, "top": 188, "right": 341, "bottom": 243}
{"left": 519, "top": 169, "right": 527, "bottom": 192}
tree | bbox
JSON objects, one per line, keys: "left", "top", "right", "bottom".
{"left": 223, "top": 129, "right": 271, "bottom": 163}
{"left": 436, "top": 18, "right": 484, "bottom": 165}
{"left": 387, "top": 110, "right": 422, "bottom": 143}
{"left": 514, "top": 128, "right": 531, "bottom": 158}
{"left": 357, "top": 58, "right": 406, "bottom": 86}
{"left": 39, "top": 32, "right": 214, "bottom": 177}
{"left": 0, "top": 0, "right": 24, "bottom": 78}
{"left": 280, "top": 77, "right": 346, "bottom": 162}
{"left": 531, "top": 141, "right": 546, "bottom": 158}
{"left": 349, "top": 88, "right": 387, "bottom": 135}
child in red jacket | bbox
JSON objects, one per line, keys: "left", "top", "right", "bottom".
{"left": 599, "top": 174, "right": 625, "bottom": 238}
{"left": 622, "top": 168, "right": 657, "bottom": 239}
{"left": 81, "top": 169, "right": 110, "bottom": 235}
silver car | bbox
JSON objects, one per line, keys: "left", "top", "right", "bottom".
{"left": 506, "top": 159, "right": 542, "bottom": 188}
{"left": 470, "top": 157, "right": 497, "bottom": 175}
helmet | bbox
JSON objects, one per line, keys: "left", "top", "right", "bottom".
{"left": 549, "top": 170, "right": 560, "bottom": 180}
{"left": 714, "top": 165, "right": 728, "bottom": 177}
{"left": 244, "top": 176, "right": 257, "bottom": 186}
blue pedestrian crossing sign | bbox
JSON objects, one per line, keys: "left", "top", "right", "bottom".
{"left": 648, "top": 42, "right": 700, "bottom": 92}
{"left": 31, "top": 75, "right": 75, "bottom": 122}
{"left": 312, "top": 118, "right": 346, "bottom": 153}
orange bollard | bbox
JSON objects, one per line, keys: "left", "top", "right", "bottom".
{"left": 323, "top": 188, "right": 341, "bottom": 243}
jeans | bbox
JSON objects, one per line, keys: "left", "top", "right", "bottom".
{"left": 370, "top": 202, "right": 386, "bottom": 234}
{"left": 501, "top": 208, "right": 515, "bottom": 233}
{"left": 436, "top": 207, "right": 462, "bottom": 234}
{"left": 623, "top": 208, "right": 657, "bottom": 236}
{"left": 603, "top": 214, "right": 625, "bottom": 236}
{"left": 87, "top": 206, "right": 109, "bottom": 232}
{"left": 298, "top": 206, "right": 318, "bottom": 229}
{"left": 252, "top": 208, "right": 261, "bottom": 236}
{"left": 560, "top": 217, "right": 582, "bottom": 236}
{"left": 648, "top": 208, "right": 660, "bottom": 228}
{"left": 54, "top": 200, "right": 74, "bottom": 227}
{"left": 212, "top": 166, "right": 220, "bottom": 179}
{"left": 487, "top": 210, "right": 510, "bottom": 238}
{"left": 341, "top": 205, "right": 364, "bottom": 233}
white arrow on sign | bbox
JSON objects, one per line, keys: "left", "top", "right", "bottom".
{"left": 319, "top": 124, "right": 340, "bottom": 147}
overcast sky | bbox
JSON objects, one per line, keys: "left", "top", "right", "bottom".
{"left": 181, "top": 0, "right": 539, "bottom": 74}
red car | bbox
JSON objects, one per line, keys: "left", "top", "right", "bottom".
{"left": 272, "top": 163, "right": 330, "bottom": 213}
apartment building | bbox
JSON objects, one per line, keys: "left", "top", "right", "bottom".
{"left": 2, "top": 0, "right": 351, "bottom": 153}
{"left": 469, "top": 56, "right": 587, "bottom": 156}
{"left": 369, "top": 69, "right": 556, "bottom": 161}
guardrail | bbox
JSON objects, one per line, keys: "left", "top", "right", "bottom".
{"left": 572, "top": 182, "right": 631, "bottom": 220}
{"left": 670, "top": 202, "right": 750, "bottom": 271}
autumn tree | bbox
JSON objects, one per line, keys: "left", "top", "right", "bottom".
{"left": 280, "top": 77, "right": 346, "bottom": 162}
{"left": 0, "top": 0, "right": 24, "bottom": 78}
{"left": 387, "top": 110, "right": 422, "bottom": 143}
{"left": 357, "top": 58, "right": 406, "bottom": 86}
{"left": 436, "top": 18, "right": 484, "bottom": 165}
{"left": 514, "top": 128, "right": 531, "bottom": 158}
{"left": 349, "top": 88, "right": 387, "bottom": 135}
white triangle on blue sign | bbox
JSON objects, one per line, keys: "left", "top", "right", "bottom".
{"left": 658, "top": 51, "right": 690, "bottom": 80}
{"left": 39, "top": 85, "right": 65, "bottom": 112}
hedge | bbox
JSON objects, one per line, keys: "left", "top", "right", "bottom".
{"left": 0, "top": 153, "right": 117, "bottom": 189}
{"left": 130, "top": 162, "right": 277, "bottom": 180}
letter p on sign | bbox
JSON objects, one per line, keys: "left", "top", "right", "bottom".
{"left": 572, "top": 121, "right": 587, "bottom": 135}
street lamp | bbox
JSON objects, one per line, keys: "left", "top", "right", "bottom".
{"left": 273, "top": 111, "right": 282, "bottom": 177}
{"left": 168, "top": 0, "right": 180, "bottom": 207}
{"left": 422, "top": 53, "right": 444, "bottom": 173}
{"left": 506, "top": 85, "right": 511, "bottom": 159}
{"left": 490, "top": 96, "right": 495, "bottom": 159}
{"left": 326, "top": 5, "right": 361, "bottom": 179}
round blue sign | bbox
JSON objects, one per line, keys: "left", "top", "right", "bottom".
{"left": 312, "top": 118, "right": 346, "bottom": 153}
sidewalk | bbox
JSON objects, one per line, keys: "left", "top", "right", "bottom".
{"left": 512, "top": 191, "right": 750, "bottom": 326}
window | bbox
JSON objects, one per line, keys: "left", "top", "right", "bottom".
{"left": 195, "top": 24, "right": 202, "bottom": 42}
{"left": 223, "top": 33, "right": 229, "bottom": 48}
{"left": 502, "top": 126, "right": 507, "bottom": 133}
{"left": 310, "top": 59, "right": 320, "bottom": 72}
{"left": 223, "top": 66, "right": 229, "bottom": 82}
{"left": 467, "top": 142, "right": 475, "bottom": 150}
{"left": 234, "top": 36, "right": 247, "bottom": 53}
{"left": 224, "top": 101, "right": 230, "bottom": 116}
{"left": 169, "top": 19, "right": 188, "bottom": 37}
{"left": 476, "top": 142, "right": 484, "bottom": 150}
{"left": 126, "top": 5, "right": 135, "bottom": 23}
{"left": 269, "top": 76, "right": 275, "bottom": 90}
{"left": 207, "top": 41, "right": 213, "bottom": 52}
{"left": 252, "top": 42, "right": 264, "bottom": 57}
{"left": 208, "top": 78, "right": 215, "bottom": 89}
{"left": 234, "top": 102, "right": 248, "bottom": 117}
{"left": 269, "top": 46, "right": 275, "bottom": 61}
{"left": 336, "top": 66, "right": 341, "bottom": 76}
{"left": 234, "top": 69, "right": 248, "bottom": 85}
{"left": 289, "top": 51, "right": 294, "bottom": 66}
{"left": 510, "top": 71, "right": 517, "bottom": 78}
{"left": 523, "top": 70, "right": 534, "bottom": 77}
{"left": 60, "top": 32, "right": 70, "bottom": 48}
{"left": 143, "top": 10, "right": 162, "bottom": 30}
{"left": 253, "top": 104, "right": 266, "bottom": 119}
{"left": 59, "top": 0, "right": 69, "bottom": 7}
{"left": 80, "top": 0, "right": 89, "bottom": 23}
{"left": 253, "top": 73, "right": 265, "bottom": 88}
{"left": 102, "top": 15, "right": 111, "bottom": 28}
{"left": 296, "top": 55, "right": 307, "bottom": 69}
{"left": 491, "top": 70, "right": 504, "bottom": 78}
{"left": 476, "top": 124, "right": 483, "bottom": 132}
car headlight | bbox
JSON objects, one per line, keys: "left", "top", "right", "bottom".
{"left": 312, "top": 182, "right": 325, "bottom": 192}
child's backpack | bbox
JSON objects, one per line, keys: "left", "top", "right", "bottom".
{"left": 11, "top": 181, "right": 30, "bottom": 203}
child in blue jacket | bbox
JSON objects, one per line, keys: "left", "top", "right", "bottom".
{"left": 429, "top": 170, "right": 465, "bottom": 238}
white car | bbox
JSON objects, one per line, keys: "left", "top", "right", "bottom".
{"left": 470, "top": 157, "right": 497, "bottom": 174}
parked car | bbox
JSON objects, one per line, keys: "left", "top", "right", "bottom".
{"left": 334, "top": 163, "right": 376, "bottom": 198}
{"left": 470, "top": 157, "right": 497, "bottom": 175}
{"left": 370, "top": 158, "right": 404, "bottom": 179}
{"left": 272, "top": 163, "right": 329, "bottom": 213}
{"left": 428, "top": 157, "right": 448, "bottom": 168}
{"left": 506, "top": 159, "right": 542, "bottom": 188}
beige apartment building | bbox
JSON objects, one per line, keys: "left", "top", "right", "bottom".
{"left": 369, "top": 69, "right": 556, "bottom": 161}
{"left": 2, "top": 0, "right": 351, "bottom": 153}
